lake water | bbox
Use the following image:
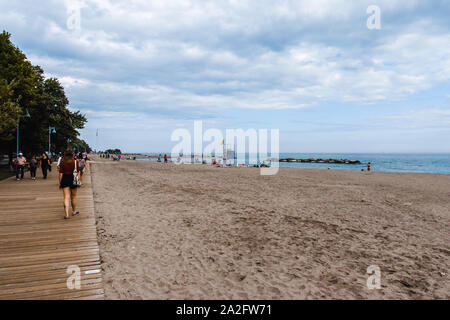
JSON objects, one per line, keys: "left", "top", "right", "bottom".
{"left": 140, "top": 153, "right": 450, "bottom": 174}
{"left": 277, "top": 153, "right": 450, "bottom": 174}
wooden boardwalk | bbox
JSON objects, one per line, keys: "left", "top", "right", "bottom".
{"left": 0, "top": 165, "right": 104, "bottom": 300}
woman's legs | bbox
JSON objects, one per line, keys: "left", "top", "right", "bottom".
{"left": 70, "top": 187, "right": 78, "bottom": 214}
{"left": 63, "top": 187, "right": 71, "bottom": 218}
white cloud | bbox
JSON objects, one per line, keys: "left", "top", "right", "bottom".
{"left": 1, "top": 0, "right": 449, "bottom": 151}
{"left": 4, "top": 1, "right": 447, "bottom": 107}
{"left": 58, "top": 76, "right": 91, "bottom": 88}
{"left": 383, "top": 108, "right": 450, "bottom": 129}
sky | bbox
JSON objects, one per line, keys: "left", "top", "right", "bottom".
{"left": 1, "top": 0, "right": 450, "bottom": 153}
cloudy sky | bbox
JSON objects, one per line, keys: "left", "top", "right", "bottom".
{"left": 1, "top": 0, "right": 450, "bottom": 153}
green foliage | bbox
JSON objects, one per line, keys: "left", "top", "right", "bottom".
{"left": 0, "top": 79, "right": 20, "bottom": 142}
{"left": 104, "top": 149, "right": 121, "bottom": 154}
{"left": 0, "top": 31, "right": 88, "bottom": 155}
{"left": 69, "top": 138, "right": 92, "bottom": 154}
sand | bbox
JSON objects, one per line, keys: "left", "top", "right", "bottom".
{"left": 90, "top": 159, "right": 449, "bottom": 299}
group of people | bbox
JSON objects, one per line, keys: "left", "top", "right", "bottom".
{"left": 13, "top": 150, "right": 89, "bottom": 220}
{"left": 112, "top": 154, "right": 121, "bottom": 161}
{"left": 157, "top": 154, "right": 168, "bottom": 163}
{"left": 13, "top": 152, "right": 52, "bottom": 181}
{"left": 99, "top": 153, "right": 115, "bottom": 159}
{"left": 99, "top": 153, "right": 122, "bottom": 161}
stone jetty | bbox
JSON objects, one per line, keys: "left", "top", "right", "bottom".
{"left": 279, "top": 158, "right": 361, "bottom": 164}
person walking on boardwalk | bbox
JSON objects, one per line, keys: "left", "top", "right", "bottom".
{"left": 29, "top": 155, "right": 37, "bottom": 180}
{"left": 59, "top": 150, "right": 81, "bottom": 220}
{"left": 15, "top": 152, "right": 26, "bottom": 181}
{"left": 77, "top": 152, "right": 88, "bottom": 182}
{"left": 47, "top": 152, "right": 52, "bottom": 172}
{"left": 40, "top": 152, "right": 51, "bottom": 179}
{"left": 56, "top": 152, "right": 63, "bottom": 171}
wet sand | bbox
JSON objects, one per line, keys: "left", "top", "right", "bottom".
{"left": 90, "top": 160, "right": 449, "bottom": 299}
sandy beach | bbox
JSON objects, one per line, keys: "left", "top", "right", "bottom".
{"left": 90, "top": 159, "right": 449, "bottom": 299}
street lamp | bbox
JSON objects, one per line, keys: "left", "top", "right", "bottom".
{"left": 16, "top": 109, "right": 31, "bottom": 156}
{"left": 48, "top": 126, "right": 56, "bottom": 155}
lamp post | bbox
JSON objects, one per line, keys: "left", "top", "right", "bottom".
{"left": 48, "top": 126, "right": 56, "bottom": 156}
{"left": 16, "top": 110, "right": 31, "bottom": 156}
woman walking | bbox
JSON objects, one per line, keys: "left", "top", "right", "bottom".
{"left": 40, "top": 152, "right": 51, "bottom": 179}
{"left": 77, "top": 152, "right": 88, "bottom": 182}
{"left": 59, "top": 150, "right": 81, "bottom": 220}
{"left": 29, "top": 155, "right": 37, "bottom": 180}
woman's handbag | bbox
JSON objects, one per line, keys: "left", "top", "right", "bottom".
{"left": 73, "top": 160, "right": 82, "bottom": 187}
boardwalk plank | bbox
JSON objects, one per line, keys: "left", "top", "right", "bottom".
{"left": 0, "top": 165, "right": 104, "bottom": 300}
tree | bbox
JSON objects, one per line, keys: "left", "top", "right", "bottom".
{"left": 0, "top": 31, "right": 88, "bottom": 157}
{"left": 39, "top": 77, "right": 87, "bottom": 154}
{"left": 0, "top": 31, "right": 40, "bottom": 155}
{"left": 0, "top": 79, "right": 20, "bottom": 142}
{"left": 69, "top": 138, "right": 92, "bottom": 154}
{"left": 104, "top": 149, "right": 122, "bottom": 154}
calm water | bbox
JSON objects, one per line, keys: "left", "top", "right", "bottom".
{"left": 277, "top": 153, "right": 450, "bottom": 174}
{"left": 141, "top": 153, "right": 450, "bottom": 174}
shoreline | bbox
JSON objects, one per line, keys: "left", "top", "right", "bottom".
{"left": 114, "top": 153, "right": 450, "bottom": 175}
{"left": 128, "top": 158, "right": 450, "bottom": 176}
{"left": 91, "top": 159, "right": 450, "bottom": 299}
